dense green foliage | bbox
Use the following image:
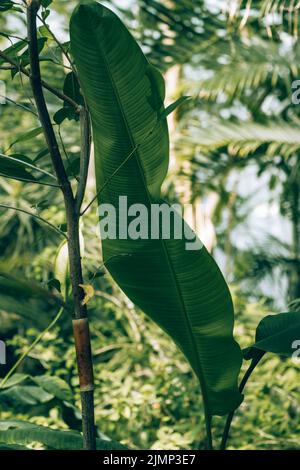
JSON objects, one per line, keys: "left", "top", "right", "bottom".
{"left": 0, "top": 0, "right": 299, "bottom": 450}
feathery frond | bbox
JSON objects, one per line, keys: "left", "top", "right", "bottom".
{"left": 182, "top": 120, "right": 300, "bottom": 158}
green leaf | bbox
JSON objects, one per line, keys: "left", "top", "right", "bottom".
{"left": 88, "top": 269, "right": 105, "bottom": 280}
{"left": 0, "top": 375, "right": 73, "bottom": 407}
{"left": 159, "top": 96, "right": 190, "bottom": 120}
{"left": 32, "top": 375, "right": 72, "bottom": 402}
{"left": 59, "top": 223, "right": 68, "bottom": 232}
{"left": 0, "top": 154, "right": 37, "bottom": 182}
{"left": 244, "top": 312, "right": 300, "bottom": 359}
{"left": 53, "top": 107, "right": 74, "bottom": 125}
{"left": 53, "top": 72, "right": 83, "bottom": 124}
{"left": 47, "top": 278, "right": 61, "bottom": 293}
{"left": 184, "top": 120, "right": 300, "bottom": 159}
{"left": 41, "top": 0, "right": 52, "bottom": 8}
{"left": 70, "top": 1, "right": 243, "bottom": 420}
{"left": 7, "top": 38, "right": 47, "bottom": 78}
{"left": 0, "top": 421, "right": 128, "bottom": 450}
{"left": 0, "top": 385, "right": 53, "bottom": 406}
{"left": 0, "top": 374, "right": 29, "bottom": 390}
{"left": 0, "top": 153, "right": 56, "bottom": 183}
{"left": 63, "top": 71, "right": 83, "bottom": 106}
{"left": 38, "top": 25, "right": 54, "bottom": 41}
{"left": 8, "top": 127, "right": 43, "bottom": 149}
{"left": 54, "top": 240, "right": 69, "bottom": 299}
{"left": 0, "top": 420, "right": 33, "bottom": 430}
{"left": 54, "top": 229, "right": 84, "bottom": 299}
{"left": 66, "top": 156, "right": 80, "bottom": 178}
{"left": 18, "top": 38, "right": 48, "bottom": 66}
{"left": 0, "top": 39, "right": 27, "bottom": 65}
{"left": 34, "top": 148, "right": 49, "bottom": 163}
{"left": 41, "top": 9, "right": 50, "bottom": 21}
{"left": 0, "top": 444, "right": 30, "bottom": 450}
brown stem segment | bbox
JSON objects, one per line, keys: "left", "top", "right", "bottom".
{"left": 26, "top": 0, "right": 96, "bottom": 450}
{"left": 73, "top": 318, "right": 94, "bottom": 391}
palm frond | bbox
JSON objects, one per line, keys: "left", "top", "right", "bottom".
{"left": 227, "top": 0, "right": 300, "bottom": 37}
{"left": 190, "top": 41, "right": 299, "bottom": 101}
{"left": 111, "top": 0, "right": 224, "bottom": 68}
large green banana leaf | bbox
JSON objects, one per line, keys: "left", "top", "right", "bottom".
{"left": 70, "top": 2, "right": 243, "bottom": 419}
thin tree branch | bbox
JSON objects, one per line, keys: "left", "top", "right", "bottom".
{"left": 0, "top": 173, "right": 60, "bottom": 187}
{"left": 0, "top": 49, "right": 80, "bottom": 112}
{"left": 0, "top": 203, "right": 67, "bottom": 238}
{"left": 76, "top": 106, "right": 91, "bottom": 213}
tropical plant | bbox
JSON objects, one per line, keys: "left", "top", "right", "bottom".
{"left": 0, "top": 0, "right": 299, "bottom": 452}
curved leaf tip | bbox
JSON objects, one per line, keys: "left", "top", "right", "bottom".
{"left": 72, "top": 2, "right": 104, "bottom": 29}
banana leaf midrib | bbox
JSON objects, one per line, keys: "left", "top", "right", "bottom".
{"left": 94, "top": 32, "right": 211, "bottom": 415}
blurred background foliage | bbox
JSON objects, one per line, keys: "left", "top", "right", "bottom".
{"left": 0, "top": 0, "right": 299, "bottom": 449}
